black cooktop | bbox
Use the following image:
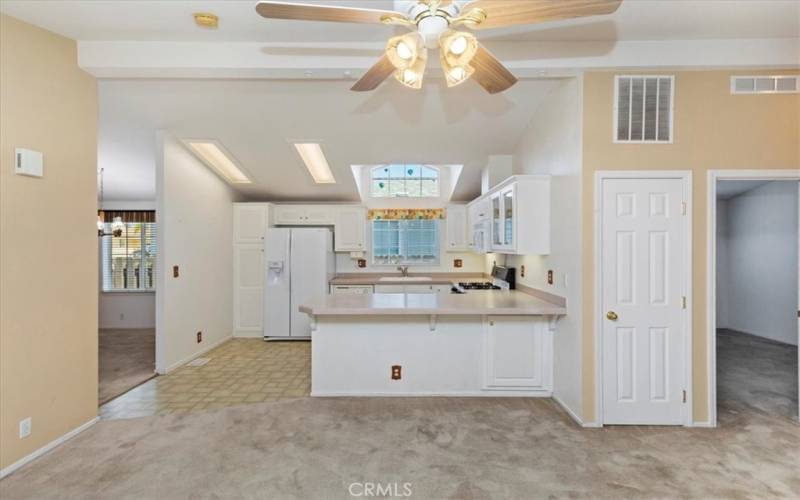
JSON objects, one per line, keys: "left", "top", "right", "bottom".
{"left": 458, "top": 282, "right": 501, "bottom": 290}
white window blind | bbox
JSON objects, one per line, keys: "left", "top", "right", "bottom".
{"left": 614, "top": 75, "right": 674, "bottom": 143}
{"left": 731, "top": 75, "right": 799, "bottom": 94}
{"left": 372, "top": 219, "right": 439, "bottom": 265}
{"left": 101, "top": 222, "right": 157, "bottom": 291}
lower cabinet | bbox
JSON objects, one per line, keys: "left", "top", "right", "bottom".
{"left": 234, "top": 243, "right": 264, "bottom": 337}
{"left": 483, "top": 316, "right": 552, "bottom": 390}
{"left": 374, "top": 284, "right": 452, "bottom": 293}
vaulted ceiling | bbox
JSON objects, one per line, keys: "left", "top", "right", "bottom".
{"left": 99, "top": 78, "right": 561, "bottom": 201}
{"left": 3, "top": 0, "right": 798, "bottom": 201}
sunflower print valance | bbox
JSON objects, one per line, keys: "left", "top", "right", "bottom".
{"left": 367, "top": 208, "right": 445, "bottom": 220}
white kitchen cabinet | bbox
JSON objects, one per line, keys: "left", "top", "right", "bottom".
{"left": 334, "top": 206, "right": 367, "bottom": 251}
{"left": 234, "top": 203, "right": 271, "bottom": 243}
{"left": 484, "top": 316, "right": 552, "bottom": 390}
{"left": 480, "top": 175, "right": 550, "bottom": 255}
{"left": 375, "top": 284, "right": 451, "bottom": 294}
{"left": 274, "top": 205, "right": 335, "bottom": 225}
{"left": 445, "top": 204, "right": 468, "bottom": 252}
{"left": 330, "top": 284, "right": 373, "bottom": 295}
{"left": 234, "top": 243, "right": 264, "bottom": 336}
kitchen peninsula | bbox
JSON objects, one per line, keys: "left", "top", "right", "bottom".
{"left": 300, "top": 290, "right": 565, "bottom": 397}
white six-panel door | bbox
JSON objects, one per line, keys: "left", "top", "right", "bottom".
{"left": 601, "top": 177, "right": 688, "bottom": 425}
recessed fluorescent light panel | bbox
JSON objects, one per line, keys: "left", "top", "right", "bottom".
{"left": 184, "top": 140, "right": 251, "bottom": 184}
{"left": 294, "top": 143, "right": 336, "bottom": 184}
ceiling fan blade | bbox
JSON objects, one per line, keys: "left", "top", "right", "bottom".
{"left": 461, "top": 0, "right": 622, "bottom": 30}
{"left": 470, "top": 45, "right": 518, "bottom": 94}
{"left": 351, "top": 55, "right": 396, "bottom": 92}
{"left": 255, "top": 1, "right": 402, "bottom": 24}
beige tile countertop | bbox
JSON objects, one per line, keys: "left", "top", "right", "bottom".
{"left": 300, "top": 290, "right": 566, "bottom": 316}
{"left": 329, "top": 273, "right": 486, "bottom": 286}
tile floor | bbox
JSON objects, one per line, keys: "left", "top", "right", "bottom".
{"left": 100, "top": 339, "right": 310, "bottom": 419}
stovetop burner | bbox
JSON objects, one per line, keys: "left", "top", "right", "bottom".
{"left": 458, "top": 282, "right": 501, "bottom": 290}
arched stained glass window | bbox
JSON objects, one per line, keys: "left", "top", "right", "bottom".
{"left": 371, "top": 164, "right": 439, "bottom": 198}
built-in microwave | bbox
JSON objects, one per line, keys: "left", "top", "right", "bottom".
{"left": 471, "top": 221, "right": 490, "bottom": 254}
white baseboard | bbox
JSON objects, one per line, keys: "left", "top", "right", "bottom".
{"left": 0, "top": 417, "right": 99, "bottom": 480}
{"left": 159, "top": 334, "right": 232, "bottom": 374}
{"left": 311, "top": 390, "right": 553, "bottom": 397}
{"left": 552, "top": 393, "right": 585, "bottom": 426}
{"left": 690, "top": 420, "right": 717, "bottom": 428}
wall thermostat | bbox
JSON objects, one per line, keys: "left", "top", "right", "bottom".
{"left": 15, "top": 148, "right": 43, "bottom": 177}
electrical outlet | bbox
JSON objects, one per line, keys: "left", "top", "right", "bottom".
{"left": 119, "top": 313, "right": 125, "bottom": 321}
{"left": 196, "top": 331, "right": 202, "bottom": 343}
{"left": 453, "top": 258, "right": 463, "bottom": 268}
{"left": 391, "top": 365, "right": 401, "bottom": 380}
{"left": 173, "top": 265, "right": 180, "bottom": 278}
{"left": 520, "top": 265, "right": 525, "bottom": 278}
{"left": 19, "top": 417, "right": 31, "bottom": 439}
{"left": 547, "top": 270, "right": 554, "bottom": 285}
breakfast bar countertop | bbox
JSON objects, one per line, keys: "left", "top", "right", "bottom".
{"left": 329, "top": 273, "right": 485, "bottom": 286}
{"left": 299, "top": 290, "right": 566, "bottom": 316}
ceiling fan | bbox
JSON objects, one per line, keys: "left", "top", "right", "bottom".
{"left": 256, "top": 0, "right": 622, "bottom": 94}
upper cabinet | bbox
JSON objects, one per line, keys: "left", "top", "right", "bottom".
{"left": 274, "top": 205, "right": 335, "bottom": 225}
{"left": 334, "top": 206, "right": 367, "bottom": 251}
{"left": 445, "top": 204, "right": 468, "bottom": 252}
{"left": 234, "top": 203, "right": 271, "bottom": 243}
{"left": 468, "top": 175, "right": 550, "bottom": 255}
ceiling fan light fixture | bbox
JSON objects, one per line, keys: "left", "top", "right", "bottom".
{"left": 440, "top": 51, "right": 474, "bottom": 87}
{"left": 386, "top": 32, "right": 425, "bottom": 70}
{"left": 439, "top": 29, "right": 478, "bottom": 67}
{"left": 394, "top": 51, "right": 426, "bottom": 90}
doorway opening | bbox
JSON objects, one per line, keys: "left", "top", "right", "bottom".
{"left": 97, "top": 209, "right": 157, "bottom": 405}
{"left": 709, "top": 171, "right": 799, "bottom": 426}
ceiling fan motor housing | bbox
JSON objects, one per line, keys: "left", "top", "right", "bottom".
{"left": 395, "top": 0, "right": 465, "bottom": 48}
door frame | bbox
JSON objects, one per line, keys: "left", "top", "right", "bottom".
{"left": 594, "top": 170, "right": 693, "bottom": 427}
{"left": 706, "top": 169, "right": 800, "bottom": 427}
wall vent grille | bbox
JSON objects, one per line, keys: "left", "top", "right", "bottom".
{"left": 731, "top": 75, "right": 798, "bottom": 94}
{"left": 614, "top": 75, "right": 674, "bottom": 144}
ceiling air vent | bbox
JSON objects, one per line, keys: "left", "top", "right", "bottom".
{"left": 614, "top": 75, "right": 674, "bottom": 144}
{"left": 731, "top": 75, "right": 799, "bottom": 94}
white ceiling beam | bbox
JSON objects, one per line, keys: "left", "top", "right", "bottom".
{"left": 79, "top": 38, "right": 800, "bottom": 79}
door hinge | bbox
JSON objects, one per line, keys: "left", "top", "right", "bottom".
{"left": 682, "top": 296, "right": 687, "bottom": 309}
{"left": 682, "top": 390, "right": 687, "bottom": 403}
{"left": 681, "top": 201, "right": 687, "bottom": 215}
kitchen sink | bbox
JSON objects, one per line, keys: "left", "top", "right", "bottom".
{"left": 379, "top": 276, "right": 433, "bottom": 282}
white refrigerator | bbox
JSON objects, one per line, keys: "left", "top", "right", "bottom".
{"left": 264, "top": 227, "right": 334, "bottom": 339}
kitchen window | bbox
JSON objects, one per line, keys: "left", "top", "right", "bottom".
{"left": 100, "top": 212, "right": 157, "bottom": 292}
{"left": 372, "top": 219, "right": 440, "bottom": 265}
{"left": 371, "top": 164, "right": 439, "bottom": 198}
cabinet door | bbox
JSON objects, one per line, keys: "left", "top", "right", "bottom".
{"left": 491, "top": 194, "right": 502, "bottom": 247}
{"left": 334, "top": 206, "right": 366, "bottom": 251}
{"left": 306, "top": 206, "right": 335, "bottom": 225}
{"left": 234, "top": 205, "right": 267, "bottom": 243}
{"left": 502, "top": 187, "right": 515, "bottom": 250}
{"left": 234, "top": 244, "right": 264, "bottom": 332}
{"left": 331, "top": 285, "right": 374, "bottom": 295}
{"left": 274, "top": 205, "right": 307, "bottom": 225}
{"left": 445, "top": 205, "right": 468, "bottom": 252}
{"left": 484, "top": 316, "right": 545, "bottom": 388}
{"left": 374, "top": 284, "right": 405, "bottom": 293}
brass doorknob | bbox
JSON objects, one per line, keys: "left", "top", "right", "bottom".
{"left": 606, "top": 311, "right": 618, "bottom": 321}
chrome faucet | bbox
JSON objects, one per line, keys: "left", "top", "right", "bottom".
{"left": 396, "top": 266, "right": 409, "bottom": 277}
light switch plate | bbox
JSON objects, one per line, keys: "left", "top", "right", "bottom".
{"left": 15, "top": 148, "right": 43, "bottom": 177}
{"left": 19, "top": 417, "right": 31, "bottom": 438}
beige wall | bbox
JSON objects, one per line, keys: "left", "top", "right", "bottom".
{"left": 581, "top": 69, "right": 800, "bottom": 424}
{"left": 0, "top": 15, "right": 98, "bottom": 469}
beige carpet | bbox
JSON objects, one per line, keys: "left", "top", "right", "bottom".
{"left": 99, "top": 328, "right": 155, "bottom": 404}
{"left": 1, "top": 397, "right": 798, "bottom": 499}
